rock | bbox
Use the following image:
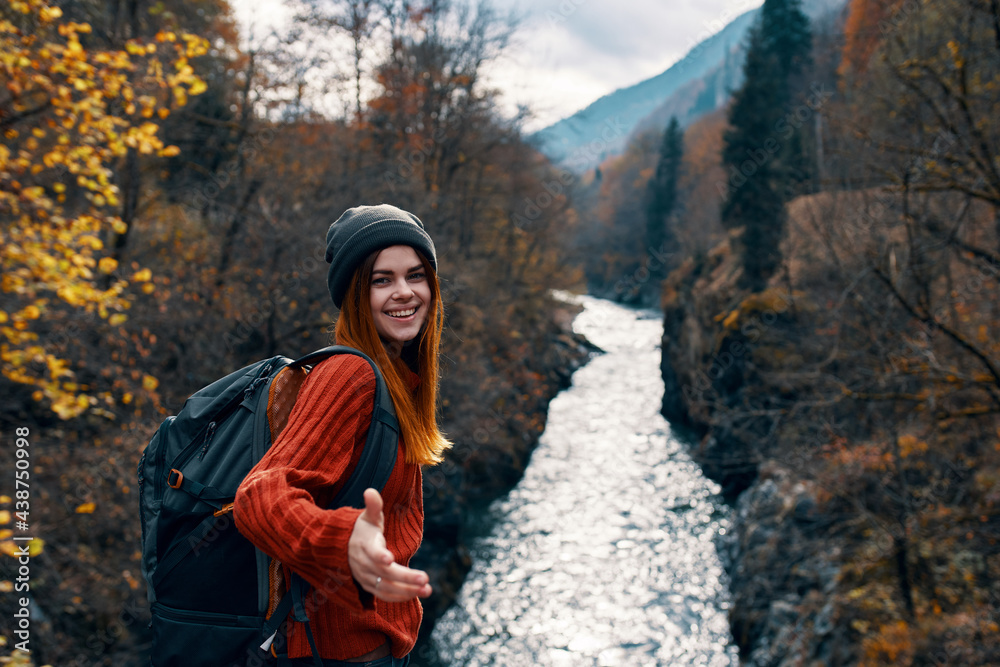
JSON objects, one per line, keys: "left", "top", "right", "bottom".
{"left": 718, "top": 466, "right": 852, "bottom": 666}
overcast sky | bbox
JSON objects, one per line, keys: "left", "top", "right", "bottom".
{"left": 230, "top": 0, "right": 764, "bottom": 132}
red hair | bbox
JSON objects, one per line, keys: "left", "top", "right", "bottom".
{"left": 334, "top": 249, "right": 450, "bottom": 465}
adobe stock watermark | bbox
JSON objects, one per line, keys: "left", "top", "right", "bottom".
{"left": 510, "top": 170, "right": 575, "bottom": 231}
{"left": 566, "top": 116, "right": 628, "bottom": 172}
{"left": 60, "top": 597, "right": 145, "bottom": 667}
{"left": 875, "top": 0, "right": 923, "bottom": 40}
{"left": 545, "top": 0, "right": 588, "bottom": 26}
{"left": 432, "top": 407, "right": 509, "bottom": 480}
{"left": 65, "top": 415, "right": 164, "bottom": 508}
{"left": 614, "top": 243, "right": 674, "bottom": 296}
{"left": 715, "top": 83, "right": 835, "bottom": 198}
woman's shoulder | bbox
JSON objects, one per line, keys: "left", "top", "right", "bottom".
{"left": 307, "top": 352, "right": 378, "bottom": 391}
{"left": 309, "top": 353, "right": 375, "bottom": 386}
{"left": 290, "top": 352, "right": 380, "bottom": 423}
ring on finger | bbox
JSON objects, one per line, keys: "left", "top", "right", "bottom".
{"left": 375, "top": 576, "right": 382, "bottom": 590}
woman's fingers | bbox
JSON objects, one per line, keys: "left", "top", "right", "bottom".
{"left": 366, "top": 563, "right": 432, "bottom": 601}
{"left": 354, "top": 560, "right": 432, "bottom": 601}
{"left": 351, "top": 488, "right": 393, "bottom": 564}
{"left": 360, "top": 488, "right": 384, "bottom": 530}
{"left": 374, "top": 580, "right": 432, "bottom": 602}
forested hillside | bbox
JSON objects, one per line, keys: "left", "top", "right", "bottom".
{"left": 0, "top": 1, "right": 589, "bottom": 664}
{"left": 647, "top": 0, "right": 1000, "bottom": 663}
{"left": 571, "top": 0, "right": 848, "bottom": 306}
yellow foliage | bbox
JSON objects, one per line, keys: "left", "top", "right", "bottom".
{"left": 0, "top": 538, "right": 44, "bottom": 558}
{"left": 0, "top": 644, "right": 37, "bottom": 666}
{"left": 0, "top": 0, "right": 208, "bottom": 418}
{"left": 717, "top": 288, "right": 802, "bottom": 331}
{"left": 74, "top": 502, "right": 95, "bottom": 514}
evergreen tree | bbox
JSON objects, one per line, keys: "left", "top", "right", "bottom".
{"left": 646, "top": 116, "right": 684, "bottom": 281}
{"left": 721, "top": 0, "right": 811, "bottom": 291}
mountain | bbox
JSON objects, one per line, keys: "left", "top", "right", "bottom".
{"left": 530, "top": 0, "right": 847, "bottom": 172}
{"left": 528, "top": 9, "right": 757, "bottom": 172}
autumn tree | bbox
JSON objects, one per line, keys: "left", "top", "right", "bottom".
{"left": 676, "top": 109, "right": 728, "bottom": 257}
{"left": 292, "top": 0, "right": 379, "bottom": 121}
{"left": 571, "top": 130, "right": 662, "bottom": 301}
{"left": 834, "top": 0, "right": 1000, "bottom": 417}
{"left": 0, "top": 2, "right": 212, "bottom": 664}
{"left": 0, "top": 0, "right": 207, "bottom": 419}
{"left": 841, "top": 0, "right": 1000, "bottom": 639}
{"left": 838, "top": 0, "right": 904, "bottom": 79}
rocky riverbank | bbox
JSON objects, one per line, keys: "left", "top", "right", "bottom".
{"left": 660, "top": 185, "right": 1000, "bottom": 665}
{"left": 658, "top": 232, "right": 855, "bottom": 665}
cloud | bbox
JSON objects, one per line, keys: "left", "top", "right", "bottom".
{"left": 228, "top": 0, "right": 763, "bottom": 131}
{"left": 485, "top": 0, "right": 762, "bottom": 129}
{"left": 229, "top": 0, "right": 293, "bottom": 44}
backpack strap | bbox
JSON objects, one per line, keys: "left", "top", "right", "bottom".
{"left": 291, "top": 581, "right": 323, "bottom": 667}
{"left": 288, "top": 345, "right": 400, "bottom": 508}
{"left": 268, "top": 346, "right": 401, "bottom": 664}
{"left": 163, "top": 469, "right": 229, "bottom": 509}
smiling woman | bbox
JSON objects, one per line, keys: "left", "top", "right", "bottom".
{"left": 234, "top": 204, "right": 451, "bottom": 666}
{"left": 369, "top": 246, "right": 433, "bottom": 348}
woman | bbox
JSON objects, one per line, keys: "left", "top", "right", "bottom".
{"left": 234, "top": 204, "right": 451, "bottom": 666}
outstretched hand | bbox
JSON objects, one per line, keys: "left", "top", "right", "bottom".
{"left": 348, "top": 488, "right": 432, "bottom": 602}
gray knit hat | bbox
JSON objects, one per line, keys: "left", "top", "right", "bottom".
{"left": 325, "top": 204, "right": 437, "bottom": 309}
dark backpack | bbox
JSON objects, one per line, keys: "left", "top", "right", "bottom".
{"left": 138, "top": 345, "right": 399, "bottom": 667}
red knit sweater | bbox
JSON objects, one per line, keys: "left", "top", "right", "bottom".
{"left": 234, "top": 354, "right": 424, "bottom": 660}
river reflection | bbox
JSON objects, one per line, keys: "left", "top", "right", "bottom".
{"left": 428, "top": 295, "right": 738, "bottom": 666}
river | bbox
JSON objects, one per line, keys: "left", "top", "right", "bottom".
{"left": 426, "top": 294, "right": 738, "bottom": 666}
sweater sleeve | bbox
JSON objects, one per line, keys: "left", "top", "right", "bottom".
{"left": 234, "top": 354, "right": 377, "bottom": 612}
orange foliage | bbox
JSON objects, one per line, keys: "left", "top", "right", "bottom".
{"left": 677, "top": 109, "right": 727, "bottom": 254}
{"left": 861, "top": 620, "right": 914, "bottom": 665}
{"left": 840, "top": 0, "right": 905, "bottom": 77}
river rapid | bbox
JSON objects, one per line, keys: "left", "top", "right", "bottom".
{"left": 427, "top": 295, "right": 738, "bottom": 666}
